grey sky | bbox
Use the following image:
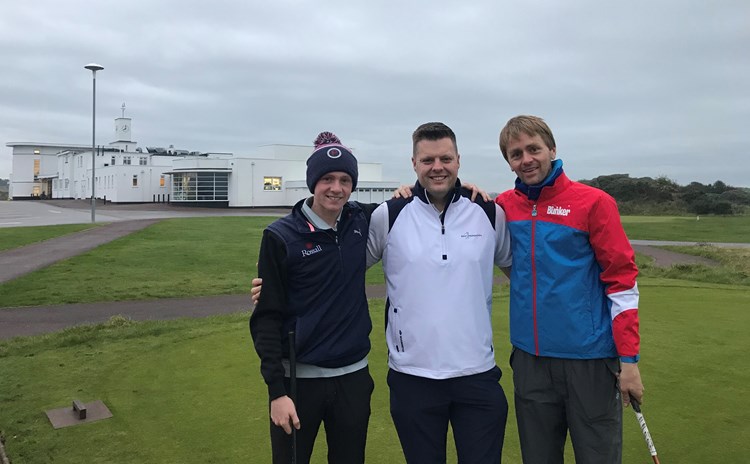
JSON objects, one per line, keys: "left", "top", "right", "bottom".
{"left": 2, "top": 0, "right": 748, "bottom": 189}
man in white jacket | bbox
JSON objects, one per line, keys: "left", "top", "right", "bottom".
{"left": 367, "top": 122, "right": 512, "bottom": 463}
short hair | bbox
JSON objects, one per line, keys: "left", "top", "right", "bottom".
{"left": 499, "top": 115, "right": 556, "bottom": 160}
{"left": 412, "top": 122, "right": 457, "bottom": 156}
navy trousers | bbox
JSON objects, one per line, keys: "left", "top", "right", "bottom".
{"left": 388, "top": 366, "right": 508, "bottom": 463}
{"left": 270, "top": 366, "right": 374, "bottom": 464}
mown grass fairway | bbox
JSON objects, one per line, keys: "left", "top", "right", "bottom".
{"left": 0, "top": 223, "right": 98, "bottom": 252}
{"left": 0, "top": 217, "right": 385, "bottom": 307}
{"left": 621, "top": 215, "right": 750, "bottom": 242}
{"left": 1, "top": 282, "right": 749, "bottom": 462}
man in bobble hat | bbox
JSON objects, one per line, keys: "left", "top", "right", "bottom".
{"left": 250, "top": 132, "right": 377, "bottom": 463}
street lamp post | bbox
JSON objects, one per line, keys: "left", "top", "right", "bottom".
{"left": 84, "top": 63, "right": 104, "bottom": 223}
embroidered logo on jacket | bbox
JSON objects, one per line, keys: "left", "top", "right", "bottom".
{"left": 460, "top": 232, "right": 483, "bottom": 239}
{"left": 353, "top": 228, "right": 362, "bottom": 236}
{"left": 301, "top": 244, "right": 323, "bottom": 257}
{"left": 546, "top": 205, "right": 571, "bottom": 216}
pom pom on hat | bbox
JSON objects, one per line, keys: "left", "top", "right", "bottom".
{"left": 306, "top": 131, "right": 358, "bottom": 193}
{"left": 314, "top": 131, "right": 341, "bottom": 147}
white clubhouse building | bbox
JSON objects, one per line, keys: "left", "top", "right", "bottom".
{"left": 6, "top": 116, "right": 399, "bottom": 207}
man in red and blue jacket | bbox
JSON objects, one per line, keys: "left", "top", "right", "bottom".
{"left": 495, "top": 115, "right": 644, "bottom": 464}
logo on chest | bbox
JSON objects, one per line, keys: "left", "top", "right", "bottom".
{"left": 301, "top": 244, "right": 323, "bottom": 257}
{"left": 460, "top": 232, "right": 483, "bottom": 239}
{"left": 546, "top": 205, "right": 571, "bottom": 217}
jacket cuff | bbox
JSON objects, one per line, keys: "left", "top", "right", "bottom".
{"left": 620, "top": 354, "right": 640, "bottom": 363}
{"left": 268, "top": 380, "right": 287, "bottom": 401}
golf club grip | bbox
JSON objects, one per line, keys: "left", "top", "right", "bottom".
{"left": 631, "top": 397, "right": 642, "bottom": 413}
{"left": 288, "top": 331, "right": 296, "bottom": 402}
{"left": 631, "top": 399, "right": 658, "bottom": 458}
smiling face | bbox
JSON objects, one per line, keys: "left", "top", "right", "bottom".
{"left": 505, "top": 132, "right": 556, "bottom": 186}
{"left": 311, "top": 171, "right": 353, "bottom": 224}
{"left": 412, "top": 137, "right": 460, "bottom": 205}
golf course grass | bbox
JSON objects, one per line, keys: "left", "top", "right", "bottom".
{"left": 0, "top": 223, "right": 98, "bottom": 252}
{"left": 1, "top": 215, "right": 749, "bottom": 462}
{"left": 621, "top": 215, "right": 750, "bottom": 242}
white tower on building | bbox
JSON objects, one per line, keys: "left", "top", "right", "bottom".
{"left": 110, "top": 103, "right": 135, "bottom": 151}
{"left": 114, "top": 103, "right": 132, "bottom": 142}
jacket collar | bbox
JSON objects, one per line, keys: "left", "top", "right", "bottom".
{"left": 514, "top": 159, "right": 565, "bottom": 201}
{"left": 291, "top": 198, "right": 356, "bottom": 233}
{"left": 412, "top": 179, "right": 463, "bottom": 207}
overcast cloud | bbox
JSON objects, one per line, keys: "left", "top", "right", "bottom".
{"left": 2, "top": 0, "right": 748, "bottom": 189}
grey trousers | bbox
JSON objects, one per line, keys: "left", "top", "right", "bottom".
{"left": 510, "top": 348, "right": 622, "bottom": 464}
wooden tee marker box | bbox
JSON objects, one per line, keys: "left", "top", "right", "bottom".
{"left": 45, "top": 400, "right": 113, "bottom": 429}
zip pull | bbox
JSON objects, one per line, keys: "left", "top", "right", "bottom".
{"left": 441, "top": 214, "right": 447, "bottom": 260}
{"left": 532, "top": 204, "right": 537, "bottom": 217}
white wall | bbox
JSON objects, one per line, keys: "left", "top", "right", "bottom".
{"left": 225, "top": 157, "right": 398, "bottom": 207}
{"left": 228, "top": 158, "right": 307, "bottom": 207}
{"left": 8, "top": 143, "right": 87, "bottom": 198}
{"left": 10, "top": 150, "right": 35, "bottom": 197}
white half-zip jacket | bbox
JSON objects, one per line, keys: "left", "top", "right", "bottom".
{"left": 367, "top": 181, "right": 512, "bottom": 379}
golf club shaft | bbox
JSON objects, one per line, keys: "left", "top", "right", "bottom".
{"left": 631, "top": 399, "right": 660, "bottom": 464}
{"left": 288, "top": 331, "right": 297, "bottom": 464}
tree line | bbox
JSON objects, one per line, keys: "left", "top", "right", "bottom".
{"left": 579, "top": 174, "right": 750, "bottom": 215}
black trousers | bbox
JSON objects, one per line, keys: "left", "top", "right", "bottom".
{"left": 270, "top": 366, "right": 374, "bottom": 464}
{"left": 510, "top": 348, "right": 622, "bottom": 464}
{"left": 388, "top": 366, "right": 508, "bottom": 463}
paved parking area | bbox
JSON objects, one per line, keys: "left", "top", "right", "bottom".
{"left": 0, "top": 199, "right": 288, "bottom": 228}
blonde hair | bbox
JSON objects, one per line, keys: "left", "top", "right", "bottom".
{"left": 499, "top": 115, "right": 556, "bottom": 160}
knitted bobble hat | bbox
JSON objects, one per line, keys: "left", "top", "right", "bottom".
{"left": 306, "top": 131, "right": 359, "bottom": 193}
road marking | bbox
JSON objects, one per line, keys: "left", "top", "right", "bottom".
{"left": 48, "top": 210, "right": 62, "bottom": 214}
{"left": 0, "top": 222, "right": 22, "bottom": 225}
